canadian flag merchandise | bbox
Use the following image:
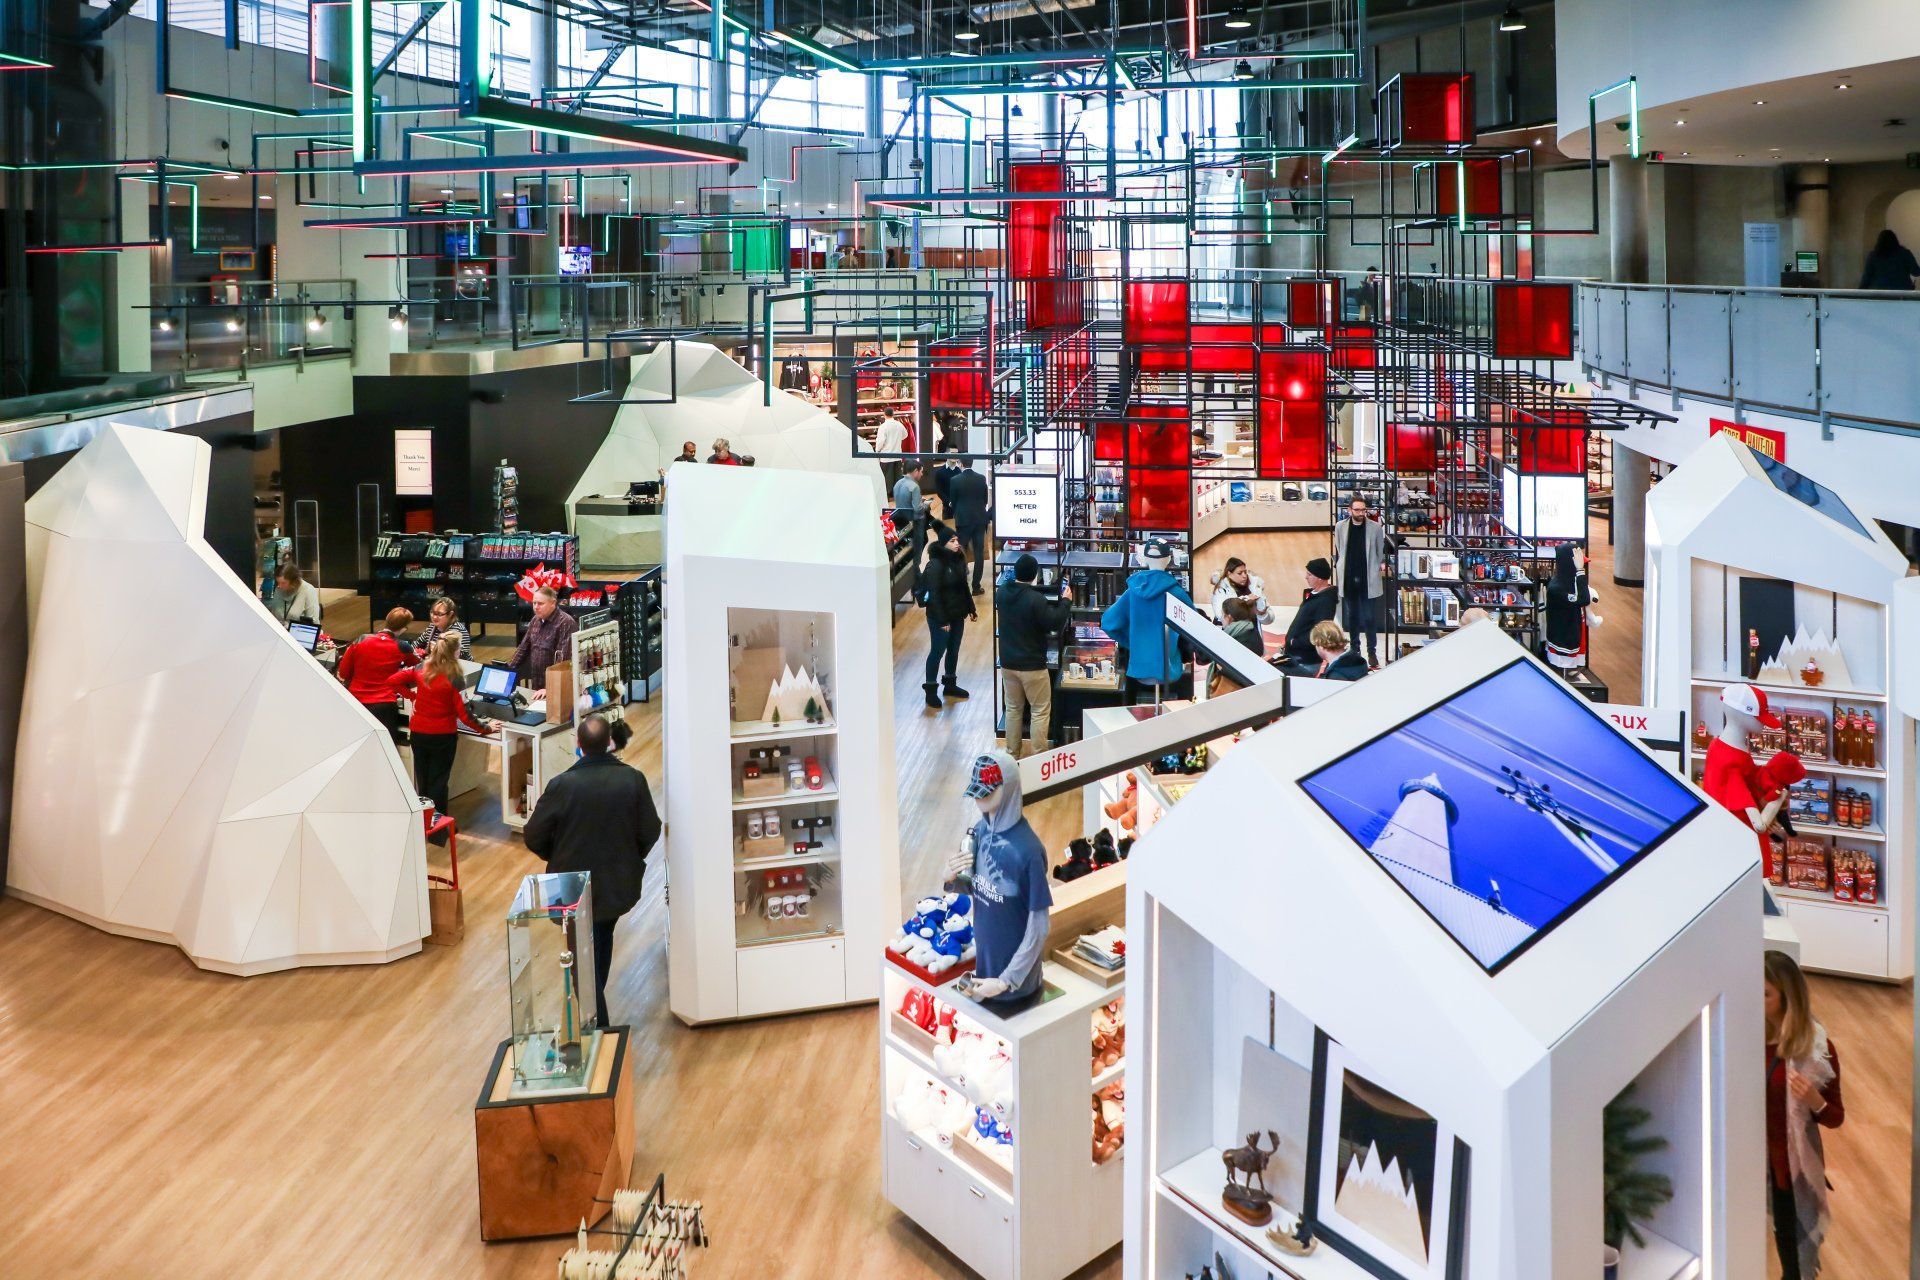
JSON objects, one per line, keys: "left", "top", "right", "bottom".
{"left": 513, "top": 562, "right": 579, "bottom": 602}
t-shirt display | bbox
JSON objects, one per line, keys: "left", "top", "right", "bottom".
{"left": 968, "top": 817, "right": 1053, "bottom": 992}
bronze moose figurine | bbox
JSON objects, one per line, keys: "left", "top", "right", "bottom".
{"left": 1220, "top": 1130, "right": 1280, "bottom": 1225}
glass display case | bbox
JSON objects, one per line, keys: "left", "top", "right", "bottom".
{"left": 505, "top": 871, "right": 602, "bottom": 1096}
{"left": 728, "top": 607, "right": 844, "bottom": 948}
{"left": 1060, "top": 623, "right": 1120, "bottom": 690}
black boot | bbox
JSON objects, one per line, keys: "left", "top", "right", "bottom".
{"left": 943, "top": 679, "right": 970, "bottom": 700}
{"left": 923, "top": 682, "right": 942, "bottom": 710}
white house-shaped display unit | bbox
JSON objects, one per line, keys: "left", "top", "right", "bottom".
{"left": 1645, "top": 431, "right": 1911, "bottom": 980}
{"left": 9, "top": 425, "right": 430, "bottom": 975}
{"left": 1124, "top": 623, "right": 1762, "bottom": 1280}
{"left": 662, "top": 462, "right": 900, "bottom": 1022}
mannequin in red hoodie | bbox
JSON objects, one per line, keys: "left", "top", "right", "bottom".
{"left": 338, "top": 608, "right": 418, "bottom": 743}
{"left": 1701, "top": 683, "right": 1791, "bottom": 875}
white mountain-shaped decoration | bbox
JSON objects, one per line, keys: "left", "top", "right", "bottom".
{"left": 760, "top": 663, "right": 831, "bottom": 723}
{"left": 1334, "top": 1142, "right": 1429, "bottom": 1265}
{"left": 1755, "top": 626, "right": 1855, "bottom": 690}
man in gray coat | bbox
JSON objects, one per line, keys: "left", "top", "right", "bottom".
{"left": 1330, "top": 494, "right": 1388, "bottom": 668}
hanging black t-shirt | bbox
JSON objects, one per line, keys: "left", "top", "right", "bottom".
{"left": 778, "top": 356, "right": 811, "bottom": 390}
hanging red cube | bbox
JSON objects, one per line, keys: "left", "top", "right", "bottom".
{"left": 1331, "top": 322, "right": 1378, "bottom": 370}
{"left": 1128, "top": 468, "right": 1191, "bottom": 531}
{"left": 1393, "top": 72, "right": 1475, "bottom": 147}
{"left": 928, "top": 341, "right": 990, "bottom": 409}
{"left": 1255, "top": 349, "right": 1327, "bottom": 479}
{"left": 1388, "top": 421, "right": 1440, "bottom": 472}
{"left": 1492, "top": 282, "right": 1574, "bottom": 359}
{"left": 1436, "top": 158, "right": 1503, "bottom": 219}
{"left": 1124, "top": 279, "right": 1190, "bottom": 347}
{"left": 1286, "top": 278, "right": 1335, "bottom": 328}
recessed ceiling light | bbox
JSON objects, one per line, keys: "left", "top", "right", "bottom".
{"left": 223, "top": 173, "right": 240, "bottom": 181}
{"left": 439, "top": 187, "right": 453, "bottom": 194}
{"left": 1752, "top": 99, "right": 1767, "bottom": 106}
{"left": 1769, "top": 147, "right": 1782, "bottom": 152}
{"left": 1836, "top": 83, "right": 1851, "bottom": 90}
{"left": 675, "top": 199, "right": 685, "bottom": 205}
{"left": 1824, "top": 156, "right": 1832, "bottom": 161}
{"left": 826, "top": 203, "right": 837, "bottom": 209}
{"left": 1532, "top": 139, "right": 1542, "bottom": 146}
{"left": 259, "top": 195, "right": 272, "bottom": 201}
{"left": 1734, "top": 153, "right": 1746, "bottom": 158}
{"left": 1673, "top": 119, "right": 1685, "bottom": 127}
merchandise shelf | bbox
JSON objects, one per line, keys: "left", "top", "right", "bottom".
{"left": 737, "top": 916, "right": 843, "bottom": 949}
{"left": 730, "top": 772, "right": 839, "bottom": 809}
{"left": 1687, "top": 749, "right": 1883, "bottom": 780}
{"left": 1784, "top": 821, "right": 1886, "bottom": 844}
{"left": 734, "top": 842, "right": 840, "bottom": 871}
{"left": 728, "top": 719, "right": 838, "bottom": 742}
{"left": 1157, "top": 1147, "right": 1372, "bottom": 1280}
{"left": 1091, "top": 1058, "right": 1126, "bottom": 1092}
{"left": 1690, "top": 672, "right": 1886, "bottom": 702}
{"left": 1771, "top": 884, "right": 1887, "bottom": 910}
{"left": 884, "top": 1030, "right": 971, "bottom": 1102}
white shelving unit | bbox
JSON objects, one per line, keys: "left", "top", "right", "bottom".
{"left": 1646, "top": 431, "right": 1914, "bottom": 979}
{"left": 880, "top": 870, "right": 1127, "bottom": 1280}
{"left": 1194, "top": 471, "right": 1331, "bottom": 550}
{"left": 1123, "top": 625, "right": 1764, "bottom": 1280}
{"left": 663, "top": 464, "right": 900, "bottom": 1023}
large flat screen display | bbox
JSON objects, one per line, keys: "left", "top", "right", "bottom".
{"left": 1750, "top": 453, "right": 1869, "bottom": 539}
{"left": 1298, "top": 660, "right": 1704, "bottom": 974}
{"left": 1498, "top": 468, "right": 1586, "bottom": 539}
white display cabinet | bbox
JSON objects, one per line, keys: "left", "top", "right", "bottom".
{"left": 1646, "top": 432, "right": 1913, "bottom": 979}
{"left": 880, "top": 885, "right": 1127, "bottom": 1280}
{"left": 1125, "top": 625, "right": 1763, "bottom": 1280}
{"left": 663, "top": 464, "right": 899, "bottom": 1023}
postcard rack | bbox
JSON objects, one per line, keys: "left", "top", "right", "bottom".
{"left": 554, "top": 1174, "right": 711, "bottom": 1280}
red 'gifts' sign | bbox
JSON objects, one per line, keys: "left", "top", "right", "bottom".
{"left": 1709, "top": 418, "right": 1787, "bottom": 462}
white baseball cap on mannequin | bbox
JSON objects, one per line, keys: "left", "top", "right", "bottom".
{"left": 1721, "top": 682, "right": 1783, "bottom": 729}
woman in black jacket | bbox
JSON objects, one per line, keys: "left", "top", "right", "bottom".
{"left": 921, "top": 523, "right": 977, "bottom": 709}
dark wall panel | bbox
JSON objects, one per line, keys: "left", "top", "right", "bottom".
{"left": 468, "top": 363, "right": 619, "bottom": 533}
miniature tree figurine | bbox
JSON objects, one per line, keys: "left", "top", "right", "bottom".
{"left": 1603, "top": 1083, "right": 1673, "bottom": 1250}
{"left": 771, "top": 708, "right": 781, "bottom": 727}
{"left": 804, "top": 696, "right": 822, "bottom": 723}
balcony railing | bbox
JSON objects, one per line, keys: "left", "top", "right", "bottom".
{"left": 149, "top": 279, "right": 357, "bottom": 376}
{"left": 1579, "top": 283, "right": 1920, "bottom": 431}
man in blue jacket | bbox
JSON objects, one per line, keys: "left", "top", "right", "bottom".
{"left": 1099, "top": 539, "right": 1194, "bottom": 689}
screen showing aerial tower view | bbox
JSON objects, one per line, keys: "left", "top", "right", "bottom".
{"left": 1298, "top": 660, "right": 1705, "bottom": 974}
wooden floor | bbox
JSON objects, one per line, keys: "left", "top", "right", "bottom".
{"left": 0, "top": 526, "right": 1901, "bottom": 1279}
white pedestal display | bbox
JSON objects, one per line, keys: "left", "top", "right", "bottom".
{"left": 1646, "top": 431, "right": 1913, "bottom": 979}
{"left": 663, "top": 464, "right": 900, "bottom": 1023}
{"left": 1124, "top": 625, "right": 1763, "bottom": 1280}
{"left": 10, "top": 425, "right": 430, "bottom": 975}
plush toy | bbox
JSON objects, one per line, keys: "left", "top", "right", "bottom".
{"left": 887, "top": 895, "right": 954, "bottom": 955}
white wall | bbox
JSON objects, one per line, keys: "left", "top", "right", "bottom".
{"left": 1557, "top": 0, "right": 1920, "bottom": 151}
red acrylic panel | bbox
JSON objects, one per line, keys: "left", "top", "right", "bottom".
{"left": 1492, "top": 282, "right": 1574, "bottom": 359}
{"left": 1008, "top": 162, "right": 1065, "bottom": 281}
{"left": 1255, "top": 349, "right": 1328, "bottom": 479}
{"left": 1397, "top": 73, "right": 1474, "bottom": 146}
{"left": 1436, "top": 158, "right": 1502, "bottom": 219}
{"left": 1287, "top": 278, "right": 1333, "bottom": 328}
{"left": 1516, "top": 410, "right": 1589, "bottom": 474}
{"left": 1128, "top": 468, "right": 1191, "bottom": 531}
{"left": 1387, "top": 422, "right": 1440, "bottom": 472}
{"left": 928, "top": 341, "right": 990, "bottom": 410}
{"left": 1093, "top": 422, "right": 1125, "bottom": 461}
{"left": 1330, "top": 322, "right": 1378, "bottom": 370}
{"left": 1128, "top": 409, "right": 1191, "bottom": 468}
{"left": 1124, "top": 280, "right": 1190, "bottom": 347}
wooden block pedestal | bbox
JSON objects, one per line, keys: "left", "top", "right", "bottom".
{"left": 474, "top": 1027, "right": 634, "bottom": 1241}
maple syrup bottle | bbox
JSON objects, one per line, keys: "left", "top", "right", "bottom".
{"left": 1745, "top": 629, "right": 1762, "bottom": 679}
{"left": 1863, "top": 708, "right": 1879, "bottom": 770}
{"left": 1836, "top": 706, "right": 1855, "bottom": 767}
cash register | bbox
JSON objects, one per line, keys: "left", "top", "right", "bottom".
{"left": 469, "top": 663, "right": 549, "bottom": 727}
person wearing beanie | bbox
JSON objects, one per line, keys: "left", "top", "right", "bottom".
{"left": 994, "top": 553, "right": 1073, "bottom": 757}
{"left": 918, "top": 522, "right": 976, "bottom": 708}
{"left": 1277, "top": 555, "right": 1339, "bottom": 672}
{"left": 1100, "top": 539, "right": 1196, "bottom": 688}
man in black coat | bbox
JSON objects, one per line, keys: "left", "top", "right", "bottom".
{"left": 524, "top": 716, "right": 662, "bottom": 1024}
{"left": 946, "top": 459, "right": 992, "bottom": 593}
{"left": 994, "top": 553, "right": 1073, "bottom": 757}
{"left": 1276, "top": 556, "right": 1340, "bottom": 672}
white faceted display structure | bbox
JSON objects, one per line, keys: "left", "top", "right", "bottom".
{"left": 1124, "top": 624, "right": 1763, "bottom": 1280}
{"left": 663, "top": 463, "right": 900, "bottom": 1022}
{"left": 9, "top": 425, "right": 430, "bottom": 975}
{"left": 567, "top": 340, "right": 887, "bottom": 517}
{"left": 1645, "top": 431, "right": 1912, "bottom": 979}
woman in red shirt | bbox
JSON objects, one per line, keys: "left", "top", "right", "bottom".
{"left": 1764, "top": 950, "right": 1843, "bottom": 1280}
{"left": 338, "top": 608, "right": 417, "bottom": 742}
{"left": 389, "top": 633, "right": 488, "bottom": 829}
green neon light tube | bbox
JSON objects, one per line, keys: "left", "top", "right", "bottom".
{"left": 768, "top": 29, "right": 861, "bottom": 73}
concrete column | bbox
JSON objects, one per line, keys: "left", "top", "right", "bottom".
{"left": 1611, "top": 439, "right": 1650, "bottom": 586}
{"left": 524, "top": 1, "right": 561, "bottom": 332}
{"left": 1608, "top": 154, "right": 1651, "bottom": 283}
{"left": 1791, "top": 163, "right": 1830, "bottom": 283}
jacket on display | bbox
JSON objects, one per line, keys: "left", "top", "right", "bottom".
{"left": 921, "top": 542, "right": 974, "bottom": 627}
{"left": 948, "top": 468, "right": 990, "bottom": 531}
{"left": 523, "top": 754, "right": 662, "bottom": 921}
{"left": 1331, "top": 515, "right": 1389, "bottom": 601}
{"left": 338, "top": 631, "right": 416, "bottom": 705}
{"left": 778, "top": 355, "right": 812, "bottom": 390}
{"left": 388, "top": 668, "right": 484, "bottom": 736}
{"left": 1280, "top": 586, "right": 1338, "bottom": 667}
{"left": 1100, "top": 568, "right": 1194, "bottom": 685}
{"left": 994, "top": 580, "right": 1072, "bottom": 672}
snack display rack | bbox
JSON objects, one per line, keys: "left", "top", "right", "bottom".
{"left": 369, "top": 530, "right": 580, "bottom": 632}
{"left": 1647, "top": 432, "right": 1913, "bottom": 979}
{"left": 663, "top": 464, "right": 899, "bottom": 1023}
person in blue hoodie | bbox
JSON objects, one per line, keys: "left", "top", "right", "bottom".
{"left": 959, "top": 751, "right": 1052, "bottom": 1006}
{"left": 1100, "top": 538, "right": 1195, "bottom": 688}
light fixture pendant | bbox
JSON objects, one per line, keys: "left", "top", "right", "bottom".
{"left": 308, "top": 306, "right": 324, "bottom": 332}
{"left": 389, "top": 305, "right": 406, "bottom": 331}
{"left": 1232, "top": 59, "right": 1254, "bottom": 81}
{"left": 224, "top": 315, "right": 241, "bottom": 333}
{"left": 954, "top": 14, "right": 979, "bottom": 42}
{"left": 1223, "top": 3, "right": 1251, "bottom": 29}
{"left": 1498, "top": 4, "right": 1526, "bottom": 31}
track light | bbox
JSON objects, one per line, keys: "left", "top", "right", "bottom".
{"left": 1223, "top": 3, "right": 1251, "bottom": 29}
{"left": 156, "top": 312, "right": 173, "bottom": 332}
{"left": 308, "top": 307, "right": 325, "bottom": 332}
{"left": 909, "top": 153, "right": 925, "bottom": 172}
{"left": 224, "top": 314, "right": 241, "bottom": 333}
{"left": 1232, "top": 59, "right": 1254, "bottom": 81}
{"left": 389, "top": 305, "right": 406, "bottom": 331}
{"left": 1498, "top": 4, "right": 1526, "bottom": 32}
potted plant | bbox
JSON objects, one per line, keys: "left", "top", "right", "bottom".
{"left": 1603, "top": 1083, "right": 1674, "bottom": 1277}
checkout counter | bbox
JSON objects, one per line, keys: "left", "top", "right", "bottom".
{"left": 396, "top": 658, "right": 577, "bottom": 833}
{"left": 573, "top": 484, "right": 661, "bottom": 572}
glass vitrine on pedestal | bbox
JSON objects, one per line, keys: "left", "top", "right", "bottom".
{"left": 505, "top": 870, "right": 602, "bottom": 1096}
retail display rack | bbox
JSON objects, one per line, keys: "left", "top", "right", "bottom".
{"left": 369, "top": 530, "right": 579, "bottom": 633}
{"left": 602, "top": 570, "right": 664, "bottom": 703}
{"left": 492, "top": 461, "right": 520, "bottom": 532}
